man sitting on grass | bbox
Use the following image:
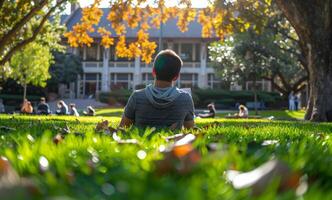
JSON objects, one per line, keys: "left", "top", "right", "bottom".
{"left": 119, "top": 49, "right": 195, "bottom": 129}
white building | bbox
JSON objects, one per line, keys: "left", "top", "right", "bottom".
{"left": 63, "top": 7, "right": 221, "bottom": 98}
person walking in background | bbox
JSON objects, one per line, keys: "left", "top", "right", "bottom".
{"left": 21, "top": 99, "right": 33, "bottom": 114}
{"left": 294, "top": 94, "right": 299, "bottom": 111}
{"left": 37, "top": 97, "right": 51, "bottom": 115}
{"left": 56, "top": 100, "right": 68, "bottom": 115}
{"left": 83, "top": 106, "right": 95, "bottom": 116}
{"left": 69, "top": 103, "right": 79, "bottom": 117}
{"left": 288, "top": 92, "right": 295, "bottom": 111}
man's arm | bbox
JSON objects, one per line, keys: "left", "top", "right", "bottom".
{"left": 119, "top": 92, "right": 136, "bottom": 128}
{"left": 183, "top": 93, "right": 195, "bottom": 129}
{"left": 119, "top": 115, "right": 134, "bottom": 128}
{"left": 183, "top": 120, "right": 195, "bottom": 129}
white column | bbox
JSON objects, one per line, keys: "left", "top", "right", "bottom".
{"left": 133, "top": 57, "right": 141, "bottom": 89}
{"left": 198, "top": 43, "right": 208, "bottom": 88}
{"left": 101, "top": 48, "right": 110, "bottom": 92}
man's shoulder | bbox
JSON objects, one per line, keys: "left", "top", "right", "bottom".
{"left": 130, "top": 88, "right": 148, "bottom": 101}
{"left": 176, "top": 88, "right": 192, "bottom": 99}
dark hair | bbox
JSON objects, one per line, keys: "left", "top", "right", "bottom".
{"left": 153, "top": 49, "right": 183, "bottom": 82}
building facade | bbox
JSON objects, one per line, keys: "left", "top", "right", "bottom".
{"left": 63, "top": 8, "right": 221, "bottom": 98}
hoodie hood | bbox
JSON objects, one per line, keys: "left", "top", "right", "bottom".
{"left": 145, "top": 85, "right": 181, "bottom": 108}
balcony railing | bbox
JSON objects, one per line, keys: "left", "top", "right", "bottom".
{"left": 81, "top": 61, "right": 210, "bottom": 69}
{"left": 83, "top": 62, "right": 102, "bottom": 68}
{"left": 109, "top": 61, "right": 134, "bottom": 68}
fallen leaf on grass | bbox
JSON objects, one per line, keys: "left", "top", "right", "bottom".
{"left": 156, "top": 134, "right": 200, "bottom": 175}
{"left": 202, "top": 122, "right": 223, "bottom": 129}
{"left": 225, "top": 159, "right": 303, "bottom": 196}
{"left": 95, "top": 120, "right": 109, "bottom": 133}
{"left": 0, "top": 126, "right": 16, "bottom": 132}
{"left": 0, "top": 157, "right": 39, "bottom": 198}
{"left": 53, "top": 134, "right": 64, "bottom": 145}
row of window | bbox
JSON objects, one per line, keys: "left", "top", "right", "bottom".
{"left": 82, "top": 73, "right": 220, "bottom": 95}
{"left": 78, "top": 43, "right": 207, "bottom": 62}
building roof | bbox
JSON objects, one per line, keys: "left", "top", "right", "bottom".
{"left": 63, "top": 8, "right": 217, "bottom": 40}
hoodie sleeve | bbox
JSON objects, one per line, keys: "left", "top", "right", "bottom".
{"left": 124, "top": 92, "right": 136, "bottom": 120}
{"left": 184, "top": 93, "right": 195, "bottom": 121}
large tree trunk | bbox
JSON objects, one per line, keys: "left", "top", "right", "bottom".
{"left": 275, "top": 0, "right": 332, "bottom": 121}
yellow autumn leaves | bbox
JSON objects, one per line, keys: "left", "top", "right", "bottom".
{"left": 64, "top": 0, "right": 258, "bottom": 63}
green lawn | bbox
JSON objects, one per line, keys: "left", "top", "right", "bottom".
{"left": 0, "top": 110, "right": 331, "bottom": 199}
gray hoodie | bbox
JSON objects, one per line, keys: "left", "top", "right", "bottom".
{"left": 145, "top": 85, "right": 182, "bottom": 108}
{"left": 124, "top": 85, "right": 195, "bottom": 128}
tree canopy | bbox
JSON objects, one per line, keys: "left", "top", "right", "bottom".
{"left": 65, "top": 0, "right": 272, "bottom": 63}
{"left": 209, "top": 6, "right": 307, "bottom": 96}
{"left": 10, "top": 42, "right": 53, "bottom": 99}
{"left": 0, "top": 0, "right": 71, "bottom": 68}
{"left": 48, "top": 52, "right": 82, "bottom": 85}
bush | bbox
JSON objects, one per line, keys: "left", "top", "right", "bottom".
{"left": 192, "top": 89, "right": 283, "bottom": 109}
{"left": 99, "top": 89, "right": 284, "bottom": 109}
{"left": 99, "top": 90, "right": 132, "bottom": 106}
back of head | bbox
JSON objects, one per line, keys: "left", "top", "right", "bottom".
{"left": 153, "top": 49, "right": 183, "bottom": 82}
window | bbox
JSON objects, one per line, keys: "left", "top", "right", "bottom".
{"left": 100, "top": 46, "right": 116, "bottom": 61}
{"left": 110, "top": 73, "right": 133, "bottom": 90}
{"left": 180, "top": 43, "right": 193, "bottom": 61}
{"left": 195, "top": 43, "right": 201, "bottom": 61}
{"left": 85, "top": 44, "right": 98, "bottom": 61}
{"left": 78, "top": 47, "right": 84, "bottom": 60}
{"left": 84, "top": 73, "right": 101, "bottom": 97}
{"left": 180, "top": 73, "right": 198, "bottom": 88}
{"left": 173, "top": 43, "right": 179, "bottom": 54}
{"left": 246, "top": 80, "right": 271, "bottom": 92}
{"left": 208, "top": 74, "right": 221, "bottom": 89}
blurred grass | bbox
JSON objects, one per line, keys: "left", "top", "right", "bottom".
{"left": 0, "top": 111, "right": 331, "bottom": 200}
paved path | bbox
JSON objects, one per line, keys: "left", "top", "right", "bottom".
{"left": 49, "top": 99, "right": 108, "bottom": 112}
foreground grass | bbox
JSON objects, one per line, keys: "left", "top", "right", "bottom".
{"left": 0, "top": 113, "right": 331, "bottom": 200}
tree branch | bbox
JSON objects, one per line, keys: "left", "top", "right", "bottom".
{"left": 262, "top": 75, "right": 288, "bottom": 95}
{"left": 0, "top": 0, "right": 67, "bottom": 66}
{"left": 292, "top": 75, "right": 308, "bottom": 91}
{"left": 275, "top": 70, "right": 292, "bottom": 91}
{"left": 0, "top": 0, "right": 48, "bottom": 51}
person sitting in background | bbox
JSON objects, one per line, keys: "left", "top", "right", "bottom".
{"left": 83, "top": 106, "right": 95, "bottom": 116}
{"left": 197, "top": 103, "right": 216, "bottom": 118}
{"left": 69, "top": 103, "right": 79, "bottom": 117}
{"left": 56, "top": 100, "right": 68, "bottom": 115}
{"left": 119, "top": 49, "right": 195, "bottom": 129}
{"left": 21, "top": 99, "right": 33, "bottom": 114}
{"left": 37, "top": 97, "right": 50, "bottom": 115}
{"left": 238, "top": 105, "right": 249, "bottom": 118}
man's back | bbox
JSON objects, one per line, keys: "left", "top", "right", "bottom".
{"left": 124, "top": 86, "right": 194, "bottom": 129}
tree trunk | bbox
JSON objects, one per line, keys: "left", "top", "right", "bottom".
{"left": 305, "top": 45, "right": 332, "bottom": 121}
{"left": 23, "top": 83, "right": 27, "bottom": 102}
{"left": 275, "top": 0, "right": 332, "bottom": 121}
